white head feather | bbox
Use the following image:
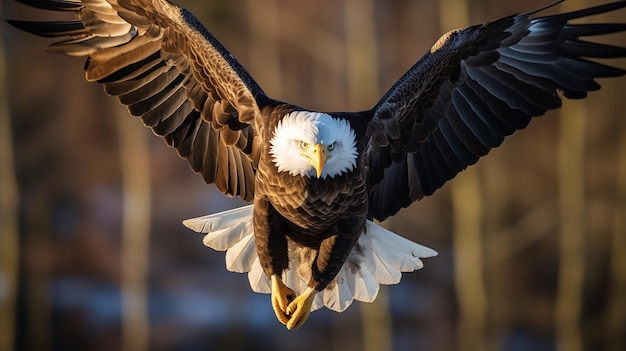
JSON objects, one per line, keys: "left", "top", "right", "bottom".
{"left": 269, "top": 111, "right": 358, "bottom": 179}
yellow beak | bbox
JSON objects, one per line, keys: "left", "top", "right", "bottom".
{"left": 310, "top": 143, "right": 328, "bottom": 178}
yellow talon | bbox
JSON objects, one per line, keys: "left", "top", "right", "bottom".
{"left": 285, "top": 287, "right": 317, "bottom": 330}
{"left": 271, "top": 275, "right": 296, "bottom": 326}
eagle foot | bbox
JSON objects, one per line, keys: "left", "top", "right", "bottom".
{"left": 285, "top": 287, "right": 317, "bottom": 330}
{"left": 271, "top": 275, "right": 296, "bottom": 326}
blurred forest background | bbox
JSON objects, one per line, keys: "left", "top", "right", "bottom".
{"left": 1, "top": 0, "right": 626, "bottom": 350}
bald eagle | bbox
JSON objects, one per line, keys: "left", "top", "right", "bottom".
{"left": 9, "top": 0, "right": 626, "bottom": 329}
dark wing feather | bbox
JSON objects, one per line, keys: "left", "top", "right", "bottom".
{"left": 8, "top": 0, "right": 265, "bottom": 201}
{"left": 366, "top": 1, "right": 626, "bottom": 221}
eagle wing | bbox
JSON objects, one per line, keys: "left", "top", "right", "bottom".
{"left": 366, "top": 1, "right": 626, "bottom": 221}
{"left": 9, "top": 0, "right": 267, "bottom": 201}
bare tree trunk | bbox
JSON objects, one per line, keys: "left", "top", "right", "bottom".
{"left": 0, "top": 3, "right": 20, "bottom": 348}
{"left": 345, "top": 0, "right": 380, "bottom": 109}
{"left": 439, "top": 1, "right": 488, "bottom": 350}
{"left": 556, "top": 97, "right": 586, "bottom": 351}
{"left": 116, "top": 101, "right": 151, "bottom": 351}
{"left": 607, "top": 124, "right": 626, "bottom": 351}
{"left": 483, "top": 159, "right": 512, "bottom": 351}
{"left": 451, "top": 168, "right": 487, "bottom": 351}
{"left": 245, "top": 0, "right": 282, "bottom": 97}
{"left": 554, "top": 5, "right": 587, "bottom": 351}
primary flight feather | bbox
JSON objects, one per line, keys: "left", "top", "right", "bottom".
{"left": 9, "top": 0, "right": 626, "bottom": 329}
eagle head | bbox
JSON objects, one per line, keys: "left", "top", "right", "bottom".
{"left": 270, "top": 111, "right": 358, "bottom": 179}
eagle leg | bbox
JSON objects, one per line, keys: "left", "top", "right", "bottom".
{"left": 271, "top": 274, "right": 296, "bottom": 326}
{"left": 285, "top": 287, "right": 317, "bottom": 330}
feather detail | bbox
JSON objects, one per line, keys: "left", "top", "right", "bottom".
{"left": 183, "top": 204, "right": 254, "bottom": 253}
{"left": 352, "top": 265, "right": 379, "bottom": 303}
{"left": 314, "top": 220, "right": 436, "bottom": 312}
{"left": 184, "top": 205, "right": 437, "bottom": 313}
{"left": 321, "top": 267, "right": 355, "bottom": 312}
{"left": 248, "top": 257, "right": 271, "bottom": 294}
{"left": 183, "top": 204, "right": 254, "bottom": 235}
{"left": 225, "top": 231, "right": 256, "bottom": 272}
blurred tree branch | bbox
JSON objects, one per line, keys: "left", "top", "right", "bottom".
{"left": 607, "top": 121, "right": 626, "bottom": 351}
{"left": 555, "top": 2, "right": 587, "bottom": 350}
{"left": 245, "top": 0, "right": 282, "bottom": 97}
{"left": 116, "top": 101, "right": 151, "bottom": 351}
{"left": 556, "top": 92, "right": 586, "bottom": 351}
{"left": 489, "top": 200, "right": 558, "bottom": 263}
{"left": 345, "top": 0, "right": 380, "bottom": 109}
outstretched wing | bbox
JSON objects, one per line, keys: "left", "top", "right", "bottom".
{"left": 366, "top": 1, "right": 626, "bottom": 221}
{"left": 9, "top": 0, "right": 268, "bottom": 201}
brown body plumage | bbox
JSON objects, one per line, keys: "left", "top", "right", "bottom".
{"left": 254, "top": 113, "right": 368, "bottom": 289}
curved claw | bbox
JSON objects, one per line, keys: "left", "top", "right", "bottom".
{"left": 285, "top": 287, "right": 317, "bottom": 330}
{"left": 271, "top": 275, "right": 296, "bottom": 326}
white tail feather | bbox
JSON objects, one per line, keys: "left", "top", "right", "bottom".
{"left": 183, "top": 205, "right": 254, "bottom": 251}
{"left": 184, "top": 206, "right": 437, "bottom": 313}
{"left": 248, "top": 257, "right": 271, "bottom": 294}
{"left": 225, "top": 232, "right": 256, "bottom": 272}
{"left": 201, "top": 222, "right": 248, "bottom": 251}
{"left": 362, "top": 245, "right": 403, "bottom": 284}
{"left": 322, "top": 268, "right": 354, "bottom": 312}
{"left": 352, "top": 267, "right": 379, "bottom": 303}
{"left": 183, "top": 205, "right": 254, "bottom": 233}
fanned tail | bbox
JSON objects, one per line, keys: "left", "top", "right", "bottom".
{"left": 183, "top": 206, "right": 437, "bottom": 313}
{"left": 313, "top": 221, "right": 437, "bottom": 312}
